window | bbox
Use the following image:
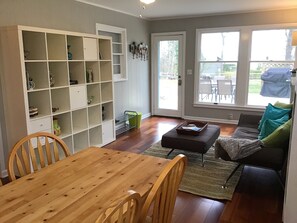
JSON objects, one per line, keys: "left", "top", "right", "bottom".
{"left": 197, "top": 31, "right": 239, "bottom": 104}
{"left": 248, "top": 29, "right": 294, "bottom": 106}
{"left": 195, "top": 26, "right": 296, "bottom": 108}
{"left": 96, "top": 23, "right": 128, "bottom": 82}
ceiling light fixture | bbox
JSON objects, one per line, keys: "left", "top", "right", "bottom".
{"left": 140, "top": 0, "right": 155, "bottom": 4}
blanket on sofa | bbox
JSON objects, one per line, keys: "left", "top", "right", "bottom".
{"left": 214, "top": 138, "right": 263, "bottom": 160}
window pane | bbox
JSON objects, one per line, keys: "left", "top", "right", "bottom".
{"left": 200, "top": 32, "right": 239, "bottom": 61}
{"left": 158, "top": 40, "right": 179, "bottom": 110}
{"left": 199, "top": 62, "right": 237, "bottom": 104}
{"left": 251, "top": 30, "right": 295, "bottom": 61}
{"left": 247, "top": 63, "right": 292, "bottom": 106}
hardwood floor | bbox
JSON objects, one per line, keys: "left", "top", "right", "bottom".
{"left": 105, "top": 116, "right": 284, "bottom": 223}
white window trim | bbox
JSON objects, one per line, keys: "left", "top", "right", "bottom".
{"left": 194, "top": 23, "right": 297, "bottom": 109}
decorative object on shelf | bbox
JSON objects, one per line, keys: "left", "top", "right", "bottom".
{"left": 28, "top": 78, "right": 35, "bottom": 90}
{"left": 49, "top": 71, "right": 55, "bottom": 87}
{"left": 52, "top": 107, "right": 59, "bottom": 113}
{"left": 70, "top": 80, "right": 78, "bottom": 85}
{"left": 26, "top": 71, "right": 35, "bottom": 90}
{"left": 129, "top": 42, "right": 148, "bottom": 60}
{"left": 86, "top": 69, "right": 94, "bottom": 83}
{"left": 67, "top": 45, "right": 72, "bottom": 60}
{"left": 53, "top": 118, "right": 61, "bottom": 136}
{"left": 87, "top": 96, "right": 94, "bottom": 105}
{"left": 24, "top": 50, "right": 30, "bottom": 59}
{"left": 69, "top": 72, "right": 78, "bottom": 85}
{"left": 99, "top": 52, "right": 103, "bottom": 60}
{"left": 29, "top": 106, "right": 38, "bottom": 117}
{"left": 102, "top": 105, "right": 105, "bottom": 120}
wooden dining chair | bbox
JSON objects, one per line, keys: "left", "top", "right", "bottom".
{"left": 140, "top": 154, "right": 187, "bottom": 223}
{"left": 96, "top": 190, "right": 141, "bottom": 223}
{"left": 8, "top": 132, "right": 71, "bottom": 181}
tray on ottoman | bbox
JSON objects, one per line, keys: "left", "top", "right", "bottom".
{"left": 176, "top": 121, "right": 208, "bottom": 135}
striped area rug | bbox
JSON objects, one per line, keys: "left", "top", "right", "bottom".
{"left": 144, "top": 141, "right": 243, "bottom": 200}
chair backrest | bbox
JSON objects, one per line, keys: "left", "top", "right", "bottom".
{"left": 199, "top": 79, "right": 212, "bottom": 94}
{"left": 97, "top": 190, "right": 141, "bottom": 223}
{"left": 8, "top": 132, "right": 71, "bottom": 181}
{"left": 217, "top": 79, "right": 233, "bottom": 95}
{"left": 140, "top": 154, "right": 187, "bottom": 223}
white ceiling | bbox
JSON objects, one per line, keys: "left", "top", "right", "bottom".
{"left": 76, "top": 0, "right": 297, "bottom": 20}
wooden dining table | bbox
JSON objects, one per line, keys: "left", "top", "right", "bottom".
{"left": 0, "top": 147, "right": 170, "bottom": 222}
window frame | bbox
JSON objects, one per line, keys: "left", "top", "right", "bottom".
{"left": 194, "top": 24, "right": 297, "bottom": 109}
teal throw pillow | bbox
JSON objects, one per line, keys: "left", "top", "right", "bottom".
{"left": 258, "top": 116, "right": 288, "bottom": 140}
{"left": 262, "top": 119, "right": 292, "bottom": 148}
{"left": 258, "top": 103, "right": 291, "bottom": 131}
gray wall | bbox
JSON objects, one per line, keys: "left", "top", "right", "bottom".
{"left": 150, "top": 9, "right": 297, "bottom": 120}
{"left": 0, "top": 0, "right": 151, "bottom": 118}
{"left": 0, "top": 0, "right": 150, "bottom": 174}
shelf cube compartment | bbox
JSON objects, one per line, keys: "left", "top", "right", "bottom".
{"left": 28, "top": 90, "right": 51, "bottom": 118}
{"left": 87, "top": 84, "right": 101, "bottom": 105}
{"left": 101, "top": 102, "right": 114, "bottom": 121}
{"left": 25, "top": 62, "right": 49, "bottom": 90}
{"left": 83, "top": 37, "right": 98, "bottom": 61}
{"left": 85, "top": 61, "right": 100, "bottom": 83}
{"left": 88, "top": 105, "right": 102, "bottom": 128}
{"left": 51, "top": 87, "right": 70, "bottom": 114}
{"left": 72, "top": 108, "right": 88, "bottom": 133}
{"left": 53, "top": 112, "right": 72, "bottom": 138}
{"left": 67, "top": 36, "right": 84, "bottom": 60}
{"left": 112, "top": 42, "right": 122, "bottom": 54}
{"left": 73, "top": 130, "right": 89, "bottom": 153}
{"left": 68, "top": 61, "right": 85, "bottom": 84}
{"left": 49, "top": 62, "right": 69, "bottom": 87}
{"left": 99, "top": 39, "right": 112, "bottom": 60}
{"left": 89, "top": 126, "right": 102, "bottom": 146}
{"left": 101, "top": 82, "right": 113, "bottom": 102}
{"left": 100, "top": 61, "right": 112, "bottom": 82}
{"left": 60, "top": 136, "right": 73, "bottom": 155}
{"left": 22, "top": 31, "right": 47, "bottom": 60}
{"left": 47, "top": 33, "right": 67, "bottom": 60}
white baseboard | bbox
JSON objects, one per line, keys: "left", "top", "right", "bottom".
{"left": 142, "top": 112, "right": 151, "bottom": 119}
{"left": 183, "top": 115, "right": 238, "bottom": 125}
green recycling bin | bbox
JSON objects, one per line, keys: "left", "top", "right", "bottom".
{"left": 125, "top": 111, "right": 142, "bottom": 128}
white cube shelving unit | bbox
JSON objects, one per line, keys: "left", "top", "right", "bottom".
{"left": 0, "top": 25, "right": 115, "bottom": 154}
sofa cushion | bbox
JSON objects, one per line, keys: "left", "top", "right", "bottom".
{"left": 262, "top": 118, "right": 292, "bottom": 148}
{"left": 258, "top": 103, "right": 291, "bottom": 131}
{"left": 216, "top": 146, "right": 284, "bottom": 170}
{"left": 274, "top": 101, "right": 293, "bottom": 109}
{"left": 232, "top": 126, "right": 259, "bottom": 140}
{"left": 258, "top": 115, "right": 288, "bottom": 140}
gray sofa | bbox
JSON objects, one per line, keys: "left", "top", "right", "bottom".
{"left": 216, "top": 113, "right": 288, "bottom": 187}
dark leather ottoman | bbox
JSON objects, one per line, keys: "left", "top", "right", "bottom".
{"left": 161, "top": 124, "right": 220, "bottom": 166}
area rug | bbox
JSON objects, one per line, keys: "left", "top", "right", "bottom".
{"left": 143, "top": 141, "right": 243, "bottom": 200}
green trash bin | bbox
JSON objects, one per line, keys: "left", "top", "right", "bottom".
{"left": 125, "top": 111, "right": 142, "bottom": 128}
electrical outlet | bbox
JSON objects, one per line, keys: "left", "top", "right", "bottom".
{"left": 228, "top": 113, "right": 233, "bottom": 120}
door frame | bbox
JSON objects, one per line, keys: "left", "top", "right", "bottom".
{"left": 151, "top": 31, "right": 186, "bottom": 118}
